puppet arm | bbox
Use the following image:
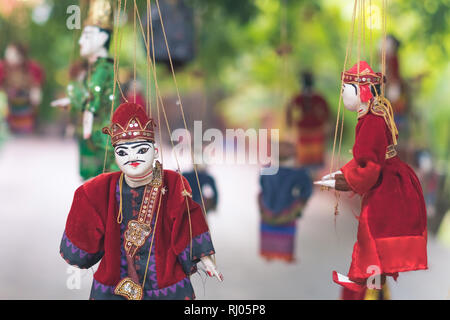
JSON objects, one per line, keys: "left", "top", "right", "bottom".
{"left": 340, "top": 116, "right": 388, "bottom": 195}
{"left": 60, "top": 185, "right": 105, "bottom": 269}
{"left": 60, "top": 232, "right": 104, "bottom": 269}
{"left": 170, "top": 174, "right": 221, "bottom": 280}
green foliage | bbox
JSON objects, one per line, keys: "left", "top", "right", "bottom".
{"left": 0, "top": 0, "right": 448, "bottom": 165}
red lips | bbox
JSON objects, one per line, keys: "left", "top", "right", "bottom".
{"left": 129, "top": 162, "right": 141, "bottom": 168}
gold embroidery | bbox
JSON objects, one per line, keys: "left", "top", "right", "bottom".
{"left": 114, "top": 161, "right": 165, "bottom": 300}
{"left": 385, "top": 144, "right": 397, "bottom": 159}
{"left": 125, "top": 221, "right": 151, "bottom": 248}
{"left": 114, "top": 277, "right": 143, "bottom": 300}
{"left": 123, "top": 161, "right": 163, "bottom": 257}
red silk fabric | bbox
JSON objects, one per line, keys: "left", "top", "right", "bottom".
{"left": 341, "top": 113, "right": 427, "bottom": 281}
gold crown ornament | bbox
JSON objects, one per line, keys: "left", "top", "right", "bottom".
{"left": 85, "top": 0, "right": 113, "bottom": 30}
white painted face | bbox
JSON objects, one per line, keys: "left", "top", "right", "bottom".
{"left": 342, "top": 83, "right": 360, "bottom": 112}
{"left": 78, "top": 26, "right": 109, "bottom": 58}
{"left": 114, "top": 140, "right": 158, "bottom": 178}
{"left": 5, "top": 46, "right": 23, "bottom": 66}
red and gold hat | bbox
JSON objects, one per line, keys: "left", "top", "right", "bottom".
{"left": 102, "top": 102, "right": 155, "bottom": 145}
{"left": 341, "top": 61, "right": 383, "bottom": 102}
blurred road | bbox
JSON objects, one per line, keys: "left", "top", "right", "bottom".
{"left": 0, "top": 136, "right": 449, "bottom": 299}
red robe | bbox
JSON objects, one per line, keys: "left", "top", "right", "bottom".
{"left": 341, "top": 112, "right": 427, "bottom": 282}
{"left": 287, "top": 93, "right": 329, "bottom": 165}
{"left": 64, "top": 169, "right": 210, "bottom": 289}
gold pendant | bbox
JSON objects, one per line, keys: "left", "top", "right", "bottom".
{"left": 125, "top": 220, "right": 151, "bottom": 249}
{"left": 114, "top": 277, "right": 143, "bottom": 300}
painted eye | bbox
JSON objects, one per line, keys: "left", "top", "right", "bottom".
{"left": 137, "top": 147, "right": 149, "bottom": 155}
{"left": 116, "top": 150, "right": 127, "bottom": 157}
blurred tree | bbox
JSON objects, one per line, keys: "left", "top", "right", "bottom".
{"left": 0, "top": 0, "right": 448, "bottom": 169}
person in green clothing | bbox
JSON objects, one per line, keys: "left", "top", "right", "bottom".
{"left": 52, "top": 0, "right": 119, "bottom": 180}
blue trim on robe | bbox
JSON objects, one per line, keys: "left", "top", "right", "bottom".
{"left": 177, "top": 231, "right": 215, "bottom": 276}
{"left": 60, "top": 232, "right": 104, "bottom": 269}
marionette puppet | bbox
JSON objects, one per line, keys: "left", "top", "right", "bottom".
{"left": 0, "top": 43, "right": 44, "bottom": 134}
{"left": 258, "top": 142, "right": 313, "bottom": 262}
{"left": 52, "top": 0, "right": 119, "bottom": 180}
{"left": 286, "top": 72, "right": 330, "bottom": 169}
{"left": 60, "top": 102, "right": 222, "bottom": 300}
{"left": 315, "top": 61, "right": 427, "bottom": 295}
{"left": 184, "top": 164, "right": 218, "bottom": 215}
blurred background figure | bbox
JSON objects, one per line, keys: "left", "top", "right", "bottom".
{"left": 258, "top": 141, "right": 313, "bottom": 263}
{"left": 384, "top": 35, "right": 409, "bottom": 135}
{"left": 0, "top": 42, "right": 44, "bottom": 134}
{"left": 51, "top": 0, "right": 119, "bottom": 180}
{"left": 184, "top": 163, "right": 219, "bottom": 216}
{"left": 286, "top": 71, "right": 330, "bottom": 173}
{"left": 144, "top": 0, "right": 195, "bottom": 70}
{"left": 415, "top": 149, "right": 450, "bottom": 236}
{"left": 120, "top": 70, "right": 146, "bottom": 107}
{"left": 0, "top": 90, "right": 8, "bottom": 146}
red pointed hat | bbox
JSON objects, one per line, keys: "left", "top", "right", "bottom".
{"left": 102, "top": 102, "right": 155, "bottom": 145}
{"left": 341, "top": 61, "right": 383, "bottom": 102}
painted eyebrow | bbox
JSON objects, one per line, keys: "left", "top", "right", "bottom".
{"left": 131, "top": 143, "right": 152, "bottom": 149}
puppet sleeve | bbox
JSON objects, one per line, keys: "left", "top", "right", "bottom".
{"left": 60, "top": 185, "right": 105, "bottom": 269}
{"left": 341, "top": 115, "right": 388, "bottom": 195}
{"left": 67, "top": 80, "right": 87, "bottom": 112}
{"left": 315, "top": 95, "right": 330, "bottom": 125}
{"left": 28, "top": 61, "right": 45, "bottom": 86}
{"left": 86, "top": 61, "right": 113, "bottom": 114}
{"left": 170, "top": 174, "right": 215, "bottom": 276}
{"left": 297, "top": 169, "right": 313, "bottom": 203}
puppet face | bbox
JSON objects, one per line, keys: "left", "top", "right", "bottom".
{"left": 114, "top": 140, "right": 158, "bottom": 178}
{"left": 78, "top": 26, "right": 109, "bottom": 58}
{"left": 5, "top": 46, "right": 23, "bottom": 66}
{"left": 342, "top": 83, "right": 360, "bottom": 112}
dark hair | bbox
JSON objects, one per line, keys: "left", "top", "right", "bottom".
{"left": 301, "top": 71, "right": 314, "bottom": 88}
{"left": 370, "top": 76, "right": 386, "bottom": 97}
{"left": 98, "top": 27, "right": 112, "bottom": 50}
{"left": 370, "top": 83, "right": 381, "bottom": 97}
{"left": 387, "top": 35, "right": 400, "bottom": 51}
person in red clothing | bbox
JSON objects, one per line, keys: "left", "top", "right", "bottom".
{"left": 60, "top": 102, "right": 222, "bottom": 300}
{"left": 286, "top": 72, "right": 330, "bottom": 168}
{"left": 315, "top": 61, "right": 427, "bottom": 297}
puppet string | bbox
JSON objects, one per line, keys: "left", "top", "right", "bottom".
{"left": 154, "top": 0, "right": 211, "bottom": 231}
{"left": 103, "top": 0, "right": 128, "bottom": 173}
{"left": 141, "top": 186, "right": 162, "bottom": 289}
{"left": 328, "top": 0, "right": 358, "bottom": 219}
{"left": 136, "top": 2, "right": 211, "bottom": 263}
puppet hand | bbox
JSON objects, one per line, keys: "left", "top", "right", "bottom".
{"left": 30, "top": 87, "right": 42, "bottom": 106}
{"left": 200, "top": 256, "right": 223, "bottom": 282}
{"left": 314, "top": 179, "right": 335, "bottom": 189}
{"left": 83, "top": 110, "right": 94, "bottom": 140}
{"left": 51, "top": 97, "right": 71, "bottom": 108}
{"left": 321, "top": 170, "right": 343, "bottom": 181}
{"left": 335, "top": 174, "right": 351, "bottom": 191}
